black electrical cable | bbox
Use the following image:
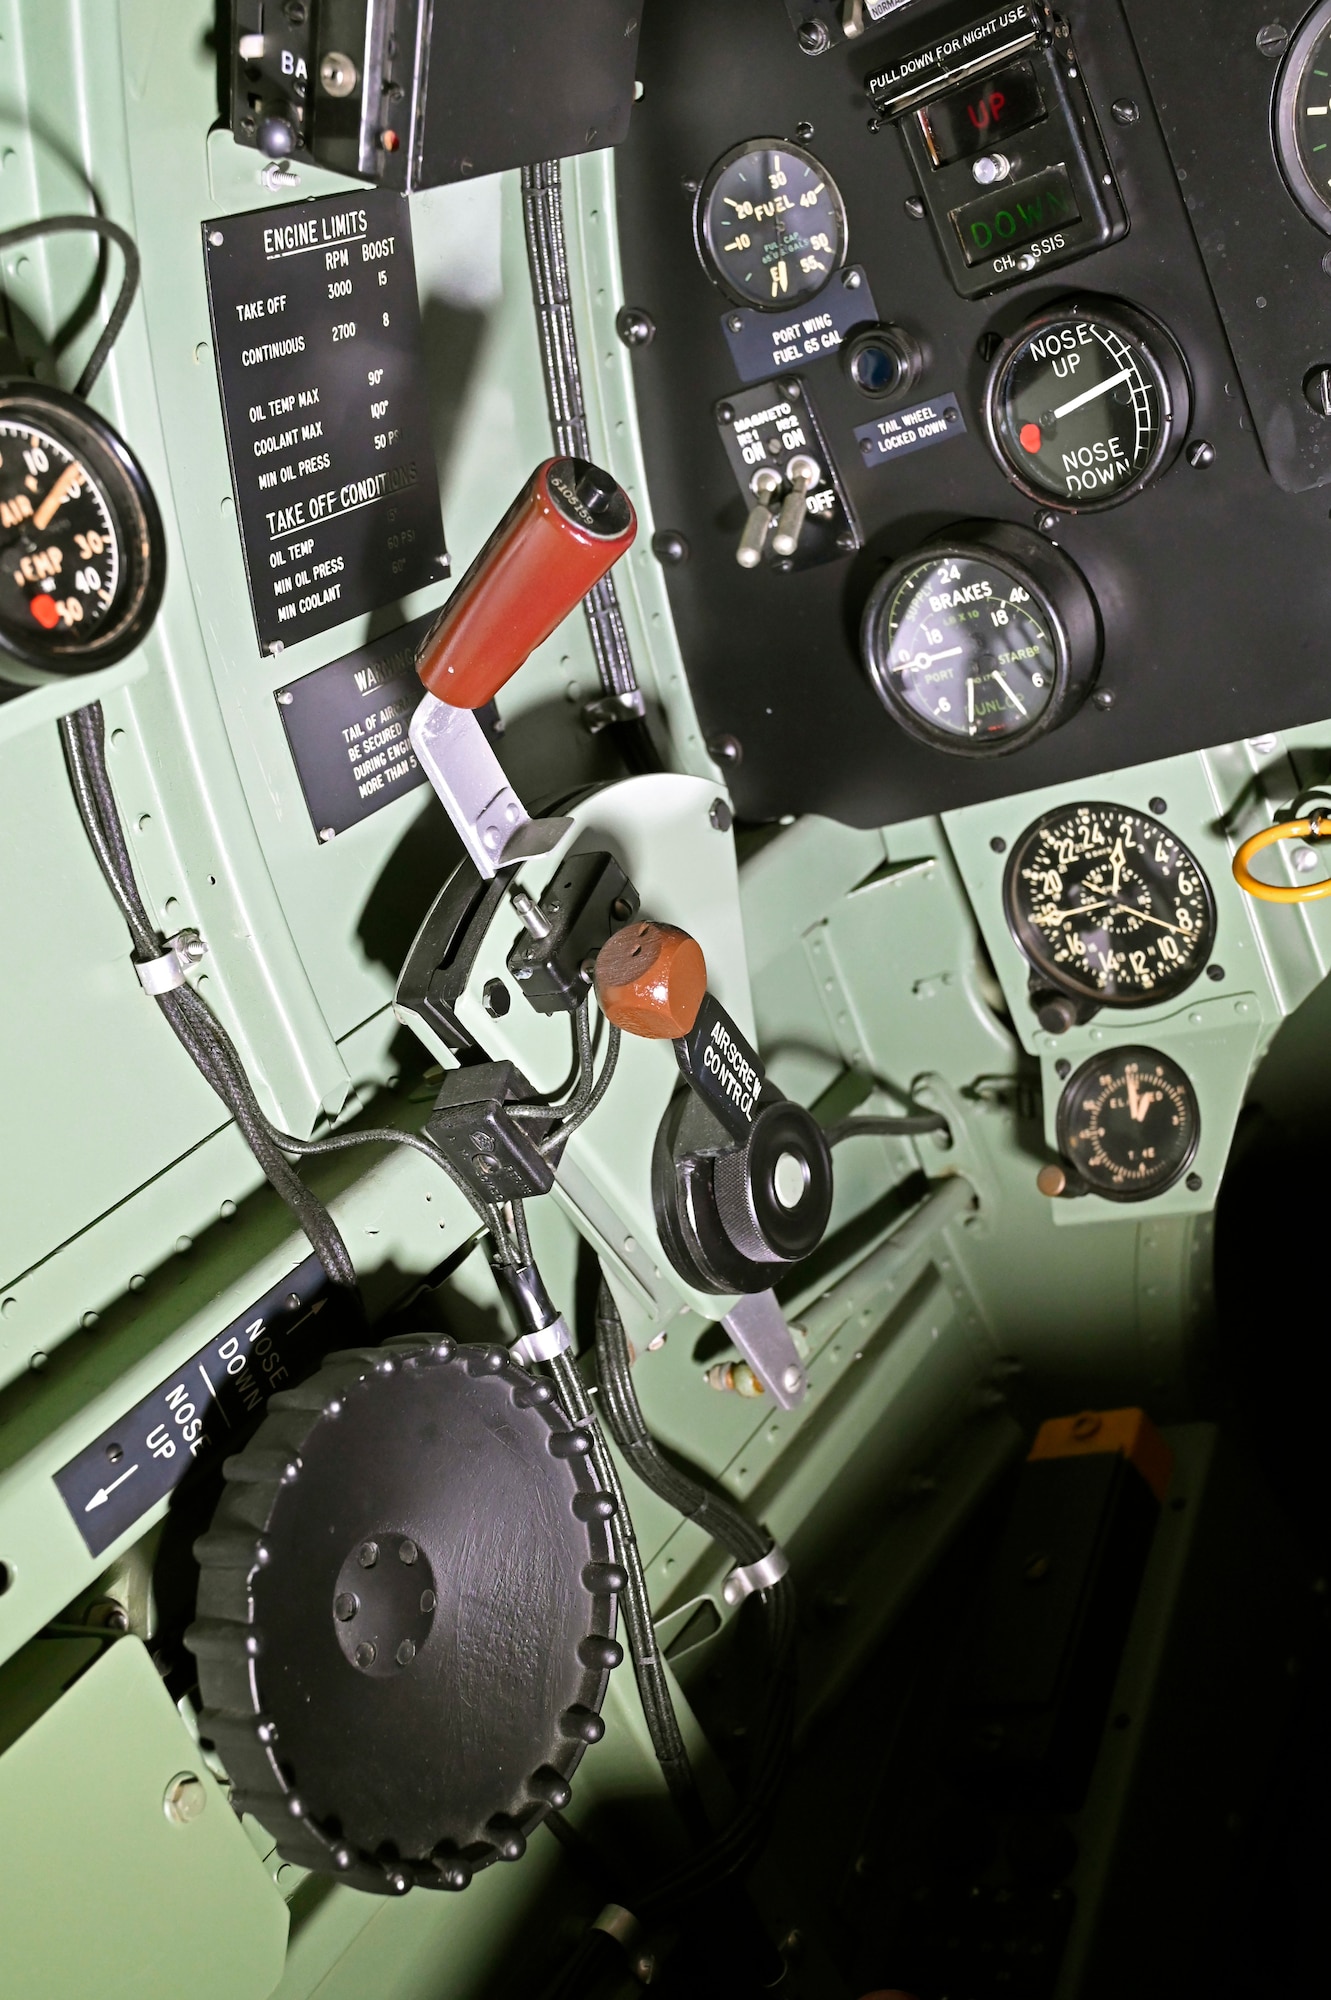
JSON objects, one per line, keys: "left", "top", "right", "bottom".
{"left": 824, "top": 1111, "right": 951, "bottom": 1144}
{"left": 592, "top": 1280, "right": 799, "bottom": 1918}
{"left": 58, "top": 701, "right": 363, "bottom": 1305}
{"left": 521, "top": 160, "right": 661, "bottom": 776}
{"left": 0, "top": 214, "right": 141, "bottom": 397}
{"left": 594, "top": 1280, "right": 769, "bottom": 1567}
{"left": 541, "top": 1019, "right": 621, "bottom": 1155}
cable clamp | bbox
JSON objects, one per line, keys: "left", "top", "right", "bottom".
{"left": 722, "top": 1542, "right": 789, "bottom": 1607}
{"left": 582, "top": 689, "right": 646, "bottom": 733}
{"left": 511, "top": 1315, "right": 573, "bottom": 1366}
{"left": 134, "top": 931, "right": 207, "bottom": 996}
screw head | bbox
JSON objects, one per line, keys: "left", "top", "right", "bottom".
{"left": 1035, "top": 510, "right": 1060, "bottom": 532}
{"left": 1111, "top": 97, "right": 1140, "bottom": 124}
{"left": 990, "top": 835, "right": 1007, "bottom": 853}
{"left": 208, "top": 229, "right": 224, "bottom": 247}
{"left": 708, "top": 733, "right": 743, "bottom": 768}
{"left": 651, "top": 527, "right": 689, "bottom": 565}
{"left": 904, "top": 195, "right": 926, "bottom": 219}
{"left": 1037, "top": 1164, "right": 1068, "bottom": 1197}
{"left": 334, "top": 1592, "right": 359, "bottom": 1622}
{"left": 358, "top": 1541, "right": 379, "bottom": 1568}
{"left": 1093, "top": 688, "right": 1116, "bottom": 710}
{"left": 795, "top": 120, "right": 815, "bottom": 142}
{"left": 781, "top": 1364, "right": 803, "bottom": 1394}
{"left": 1149, "top": 795, "right": 1168, "bottom": 814}
{"left": 716, "top": 401, "right": 734, "bottom": 425}
{"left": 1207, "top": 963, "right": 1225, "bottom": 981}
{"left": 1294, "top": 844, "right": 1320, "bottom": 873}
{"left": 482, "top": 977, "right": 510, "bottom": 1019}
{"left": 420, "top": 1589, "right": 437, "bottom": 1613}
{"left": 1187, "top": 438, "right": 1216, "bottom": 468}
{"left": 396, "top": 1638, "right": 417, "bottom": 1667}
{"left": 1055, "top": 1058, "right": 1071, "bottom": 1078}
{"left": 1256, "top": 22, "right": 1290, "bottom": 58}
{"left": 709, "top": 796, "right": 734, "bottom": 832}
{"left": 797, "top": 19, "right": 830, "bottom": 52}
{"left": 842, "top": 267, "right": 861, "bottom": 288}
{"left": 615, "top": 304, "right": 655, "bottom": 348}
{"left": 398, "top": 1538, "right": 418, "bottom": 1565}
{"left": 1186, "top": 1172, "right": 1203, "bottom": 1192}
{"left": 1304, "top": 365, "right": 1331, "bottom": 416}
{"left": 318, "top": 826, "right": 336, "bottom": 843}
{"left": 163, "top": 1773, "right": 207, "bottom": 1825}
{"left": 354, "top": 1641, "right": 377, "bottom": 1669}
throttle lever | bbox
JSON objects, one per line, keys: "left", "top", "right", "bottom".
{"left": 408, "top": 456, "right": 636, "bottom": 876}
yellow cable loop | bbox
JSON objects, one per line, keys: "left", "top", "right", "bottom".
{"left": 1232, "top": 815, "right": 1331, "bottom": 903}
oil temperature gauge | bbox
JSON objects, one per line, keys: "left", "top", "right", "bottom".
{"left": 695, "top": 139, "right": 847, "bottom": 311}
{"left": 861, "top": 520, "right": 1100, "bottom": 756}
{"left": 0, "top": 380, "right": 164, "bottom": 685}
{"left": 1056, "top": 1047, "right": 1200, "bottom": 1201}
{"left": 983, "top": 300, "right": 1190, "bottom": 512}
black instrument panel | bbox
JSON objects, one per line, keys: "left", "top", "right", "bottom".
{"left": 617, "top": 0, "right": 1331, "bottom": 827}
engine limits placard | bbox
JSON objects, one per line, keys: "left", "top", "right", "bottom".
{"left": 204, "top": 189, "right": 447, "bottom": 652}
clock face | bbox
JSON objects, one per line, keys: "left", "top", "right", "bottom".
{"left": 1057, "top": 1047, "right": 1200, "bottom": 1201}
{"left": 1004, "top": 802, "right": 1216, "bottom": 1006}
{"left": 696, "top": 140, "right": 846, "bottom": 311}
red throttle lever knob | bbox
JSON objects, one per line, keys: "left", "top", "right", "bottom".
{"left": 416, "top": 457, "right": 636, "bottom": 707}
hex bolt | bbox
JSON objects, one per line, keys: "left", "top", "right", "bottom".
{"left": 163, "top": 1773, "right": 207, "bottom": 1825}
{"left": 334, "top": 1592, "right": 359, "bottom": 1621}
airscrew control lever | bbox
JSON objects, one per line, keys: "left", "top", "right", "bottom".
{"left": 409, "top": 457, "right": 637, "bottom": 876}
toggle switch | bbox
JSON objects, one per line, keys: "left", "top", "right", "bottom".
{"left": 736, "top": 466, "right": 783, "bottom": 569}
{"left": 770, "top": 454, "right": 821, "bottom": 558}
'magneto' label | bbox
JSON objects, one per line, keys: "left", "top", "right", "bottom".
{"left": 675, "top": 993, "right": 766, "bottom": 1141}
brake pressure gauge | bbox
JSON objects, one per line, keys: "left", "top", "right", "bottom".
{"left": 695, "top": 139, "right": 847, "bottom": 310}
{"left": 0, "top": 380, "right": 165, "bottom": 685}
{"left": 861, "top": 520, "right": 1100, "bottom": 756}
{"left": 1057, "top": 1047, "right": 1200, "bottom": 1201}
{"left": 983, "top": 300, "right": 1190, "bottom": 512}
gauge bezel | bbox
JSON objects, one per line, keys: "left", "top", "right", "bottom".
{"left": 1002, "top": 800, "right": 1218, "bottom": 1007}
{"left": 1274, "top": 0, "right": 1331, "bottom": 235}
{"left": 1056, "top": 1045, "right": 1200, "bottom": 1202}
{"left": 860, "top": 519, "right": 1100, "bottom": 758}
{"left": 693, "top": 137, "right": 848, "bottom": 313}
{"left": 981, "top": 298, "right": 1190, "bottom": 514}
{"left": 0, "top": 377, "right": 166, "bottom": 686}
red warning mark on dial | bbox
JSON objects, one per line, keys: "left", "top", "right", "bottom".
{"left": 1018, "top": 422, "right": 1043, "bottom": 454}
{"left": 28, "top": 593, "right": 60, "bottom": 630}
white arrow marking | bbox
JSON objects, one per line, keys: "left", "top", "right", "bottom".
{"left": 84, "top": 1464, "right": 139, "bottom": 1512}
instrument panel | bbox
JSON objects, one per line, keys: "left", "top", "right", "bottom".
{"left": 618, "top": 0, "right": 1331, "bottom": 826}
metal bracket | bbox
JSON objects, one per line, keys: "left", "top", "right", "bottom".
{"left": 722, "top": 1543, "right": 790, "bottom": 1607}
{"left": 511, "top": 1316, "right": 572, "bottom": 1366}
{"left": 582, "top": 688, "right": 646, "bottom": 733}
{"left": 408, "top": 692, "right": 572, "bottom": 879}
{"left": 721, "top": 1289, "right": 807, "bottom": 1409}
{"left": 134, "top": 931, "right": 207, "bottom": 996}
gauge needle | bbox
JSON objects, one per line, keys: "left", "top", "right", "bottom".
{"left": 992, "top": 670, "right": 1026, "bottom": 716}
{"left": 1040, "top": 896, "right": 1116, "bottom": 925}
{"left": 1052, "top": 365, "right": 1135, "bottom": 421}
{"left": 32, "top": 462, "right": 82, "bottom": 531}
{"left": 1112, "top": 902, "right": 1187, "bottom": 934}
{"left": 1126, "top": 1075, "right": 1159, "bottom": 1123}
{"left": 898, "top": 646, "right": 963, "bottom": 673}
{"left": 1109, "top": 837, "right": 1125, "bottom": 896}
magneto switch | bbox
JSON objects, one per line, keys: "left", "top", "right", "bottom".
{"left": 736, "top": 467, "right": 783, "bottom": 569}
{"left": 770, "top": 454, "right": 822, "bottom": 558}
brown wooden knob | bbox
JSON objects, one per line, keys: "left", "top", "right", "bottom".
{"left": 594, "top": 922, "right": 707, "bottom": 1040}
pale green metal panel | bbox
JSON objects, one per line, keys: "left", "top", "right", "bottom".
{"left": 0, "top": 1636, "right": 288, "bottom": 1999}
